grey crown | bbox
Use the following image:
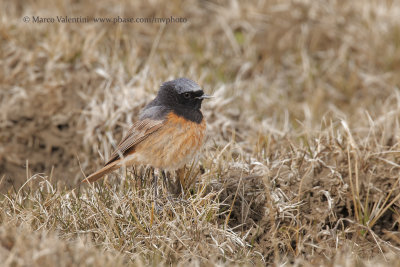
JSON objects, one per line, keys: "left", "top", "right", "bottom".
{"left": 165, "top": 78, "right": 202, "bottom": 94}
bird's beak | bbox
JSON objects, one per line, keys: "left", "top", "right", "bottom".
{"left": 196, "top": 94, "right": 213, "bottom": 100}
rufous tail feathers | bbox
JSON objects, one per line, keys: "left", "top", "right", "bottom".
{"left": 82, "top": 160, "right": 120, "bottom": 183}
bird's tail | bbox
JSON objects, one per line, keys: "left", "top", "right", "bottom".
{"left": 82, "top": 160, "right": 120, "bottom": 183}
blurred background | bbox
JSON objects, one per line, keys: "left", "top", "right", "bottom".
{"left": 2, "top": 0, "right": 399, "bottom": 190}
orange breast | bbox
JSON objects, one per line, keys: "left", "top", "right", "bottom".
{"left": 126, "top": 112, "right": 206, "bottom": 170}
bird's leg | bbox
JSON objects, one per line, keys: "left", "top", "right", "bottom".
{"left": 162, "top": 170, "right": 177, "bottom": 203}
{"left": 151, "top": 168, "right": 164, "bottom": 213}
{"left": 176, "top": 167, "right": 186, "bottom": 196}
{"left": 161, "top": 170, "right": 169, "bottom": 191}
{"left": 152, "top": 168, "right": 158, "bottom": 199}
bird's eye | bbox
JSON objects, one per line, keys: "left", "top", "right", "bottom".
{"left": 183, "top": 93, "right": 191, "bottom": 99}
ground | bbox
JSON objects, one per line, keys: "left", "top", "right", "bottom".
{"left": 1, "top": 0, "right": 400, "bottom": 266}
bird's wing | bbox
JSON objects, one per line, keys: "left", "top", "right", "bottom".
{"left": 105, "top": 118, "right": 164, "bottom": 166}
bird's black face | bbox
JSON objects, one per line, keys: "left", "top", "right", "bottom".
{"left": 147, "top": 78, "right": 210, "bottom": 123}
{"left": 157, "top": 78, "right": 209, "bottom": 111}
{"left": 177, "top": 90, "right": 205, "bottom": 110}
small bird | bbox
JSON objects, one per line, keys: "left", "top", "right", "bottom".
{"left": 83, "top": 78, "right": 211, "bottom": 184}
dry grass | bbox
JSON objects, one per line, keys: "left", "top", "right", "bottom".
{"left": 1, "top": 0, "right": 400, "bottom": 265}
